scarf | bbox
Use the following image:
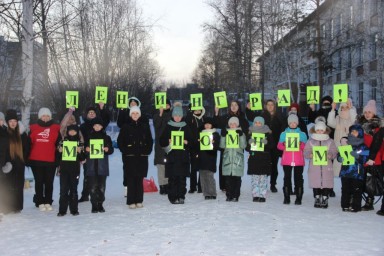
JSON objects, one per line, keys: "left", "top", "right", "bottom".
{"left": 168, "top": 120, "right": 186, "bottom": 128}
{"left": 311, "top": 133, "right": 329, "bottom": 141}
{"left": 249, "top": 125, "right": 271, "bottom": 134}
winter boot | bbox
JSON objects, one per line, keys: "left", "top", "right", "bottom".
{"left": 98, "top": 203, "right": 105, "bottom": 213}
{"left": 314, "top": 188, "right": 321, "bottom": 208}
{"left": 91, "top": 204, "right": 98, "bottom": 213}
{"left": 159, "top": 185, "right": 166, "bottom": 195}
{"left": 361, "top": 196, "right": 374, "bottom": 211}
{"left": 283, "top": 187, "right": 290, "bottom": 204}
{"left": 329, "top": 189, "right": 336, "bottom": 197}
{"left": 320, "top": 188, "right": 330, "bottom": 208}
{"left": 294, "top": 187, "right": 303, "bottom": 205}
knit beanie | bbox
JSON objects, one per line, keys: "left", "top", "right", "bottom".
{"left": 289, "top": 103, "right": 300, "bottom": 113}
{"left": 321, "top": 96, "right": 333, "bottom": 104}
{"left": 129, "top": 106, "right": 141, "bottom": 117}
{"left": 363, "top": 100, "right": 377, "bottom": 115}
{"left": 314, "top": 121, "right": 326, "bottom": 131}
{"left": 228, "top": 116, "right": 240, "bottom": 127}
{"left": 86, "top": 106, "right": 97, "bottom": 114}
{"left": 253, "top": 116, "right": 265, "bottom": 126}
{"left": 38, "top": 107, "right": 52, "bottom": 119}
{"left": 172, "top": 106, "right": 183, "bottom": 117}
{"left": 287, "top": 113, "right": 299, "bottom": 125}
{"left": 5, "top": 109, "right": 18, "bottom": 122}
{"left": 91, "top": 117, "right": 104, "bottom": 127}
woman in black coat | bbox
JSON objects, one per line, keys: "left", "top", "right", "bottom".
{"left": 117, "top": 106, "right": 153, "bottom": 209}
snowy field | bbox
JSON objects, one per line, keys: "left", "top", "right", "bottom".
{"left": 1, "top": 124, "right": 384, "bottom": 255}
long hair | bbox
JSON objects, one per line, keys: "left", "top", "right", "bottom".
{"left": 7, "top": 124, "right": 24, "bottom": 162}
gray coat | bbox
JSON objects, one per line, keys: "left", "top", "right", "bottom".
{"left": 220, "top": 128, "right": 247, "bottom": 177}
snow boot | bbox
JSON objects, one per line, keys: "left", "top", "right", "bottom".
{"left": 321, "top": 188, "right": 330, "bottom": 208}
{"left": 91, "top": 204, "right": 98, "bottom": 213}
{"left": 283, "top": 187, "right": 290, "bottom": 204}
{"left": 361, "top": 196, "right": 374, "bottom": 211}
{"left": 314, "top": 188, "right": 321, "bottom": 208}
{"left": 294, "top": 187, "right": 303, "bottom": 205}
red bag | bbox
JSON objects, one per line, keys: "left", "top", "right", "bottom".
{"left": 143, "top": 177, "right": 158, "bottom": 193}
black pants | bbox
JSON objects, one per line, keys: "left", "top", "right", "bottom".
{"left": 218, "top": 149, "right": 226, "bottom": 190}
{"left": 126, "top": 175, "right": 144, "bottom": 205}
{"left": 31, "top": 166, "right": 56, "bottom": 205}
{"left": 341, "top": 178, "right": 363, "bottom": 211}
{"left": 225, "top": 175, "right": 242, "bottom": 200}
{"left": 88, "top": 175, "right": 107, "bottom": 205}
{"left": 81, "top": 163, "right": 89, "bottom": 199}
{"left": 168, "top": 176, "right": 187, "bottom": 202}
{"left": 270, "top": 149, "right": 280, "bottom": 187}
{"left": 189, "top": 154, "right": 201, "bottom": 191}
{"left": 59, "top": 169, "right": 79, "bottom": 213}
{"left": 282, "top": 165, "right": 304, "bottom": 189}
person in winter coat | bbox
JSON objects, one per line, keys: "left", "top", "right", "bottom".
{"left": 185, "top": 105, "right": 206, "bottom": 193}
{"left": 117, "top": 97, "right": 149, "bottom": 128}
{"left": 1, "top": 110, "right": 29, "bottom": 213}
{"left": 338, "top": 124, "right": 369, "bottom": 212}
{"left": 308, "top": 95, "right": 335, "bottom": 137}
{"left": 220, "top": 117, "right": 247, "bottom": 202}
{"left": 117, "top": 106, "right": 153, "bottom": 209}
{"left": 277, "top": 114, "right": 308, "bottom": 205}
{"left": 0, "top": 112, "right": 9, "bottom": 214}
{"left": 159, "top": 105, "right": 193, "bottom": 204}
{"left": 214, "top": 100, "right": 249, "bottom": 192}
{"left": 304, "top": 120, "right": 337, "bottom": 208}
{"left": 246, "top": 116, "right": 273, "bottom": 203}
{"left": 79, "top": 103, "right": 110, "bottom": 202}
{"left": 198, "top": 117, "right": 220, "bottom": 200}
{"left": 355, "top": 100, "right": 383, "bottom": 211}
{"left": 153, "top": 100, "right": 172, "bottom": 195}
{"left": 57, "top": 125, "right": 86, "bottom": 216}
{"left": 85, "top": 117, "right": 114, "bottom": 213}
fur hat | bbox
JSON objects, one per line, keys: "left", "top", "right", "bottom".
{"left": 287, "top": 113, "right": 299, "bottom": 125}
{"left": 5, "top": 109, "right": 18, "bottom": 122}
{"left": 363, "top": 100, "right": 377, "bottom": 115}
{"left": 38, "top": 107, "right": 52, "bottom": 119}
{"left": 228, "top": 116, "right": 239, "bottom": 127}
{"left": 172, "top": 106, "right": 183, "bottom": 117}
{"left": 129, "top": 106, "right": 141, "bottom": 117}
{"left": 253, "top": 116, "right": 265, "bottom": 126}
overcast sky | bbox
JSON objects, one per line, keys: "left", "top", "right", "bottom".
{"left": 139, "top": 0, "right": 213, "bottom": 83}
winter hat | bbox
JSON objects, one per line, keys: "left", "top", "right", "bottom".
{"left": 288, "top": 103, "right": 300, "bottom": 113}
{"left": 66, "top": 125, "right": 79, "bottom": 134}
{"left": 0, "top": 112, "right": 5, "bottom": 121}
{"left": 314, "top": 121, "right": 327, "bottom": 131}
{"left": 5, "top": 109, "right": 18, "bottom": 122}
{"left": 228, "top": 116, "right": 239, "bottom": 127}
{"left": 38, "top": 107, "right": 52, "bottom": 119}
{"left": 253, "top": 116, "right": 265, "bottom": 126}
{"left": 287, "top": 113, "right": 299, "bottom": 125}
{"left": 172, "top": 106, "right": 183, "bottom": 117}
{"left": 363, "top": 100, "right": 377, "bottom": 115}
{"left": 129, "top": 106, "right": 141, "bottom": 117}
{"left": 203, "top": 117, "right": 216, "bottom": 128}
{"left": 349, "top": 124, "right": 364, "bottom": 138}
{"left": 128, "top": 97, "right": 141, "bottom": 108}
{"left": 321, "top": 96, "right": 333, "bottom": 104}
{"left": 339, "top": 102, "right": 348, "bottom": 109}
{"left": 314, "top": 116, "right": 326, "bottom": 124}
{"left": 86, "top": 106, "right": 97, "bottom": 114}
{"left": 91, "top": 117, "right": 104, "bottom": 127}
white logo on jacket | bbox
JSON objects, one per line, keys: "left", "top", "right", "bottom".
{"left": 36, "top": 128, "right": 50, "bottom": 142}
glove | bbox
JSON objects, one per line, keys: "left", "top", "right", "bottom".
{"left": 350, "top": 150, "right": 359, "bottom": 159}
{"left": 2, "top": 162, "right": 12, "bottom": 174}
{"left": 236, "top": 130, "right": 243, "bottom": 136}
{"left": 248, "top": 138, "right": 256, "bottom": 145}
{"left": 366, "top": 159, "right": 375, "bottom": 166}
{"left": 221, "top": 129, "right": 228, "bottom": 137}
{"left": 261, "top": 138, "right": 268, "bottom": 145}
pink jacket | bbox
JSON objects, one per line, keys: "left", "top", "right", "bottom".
{"left": 277, "top": 142, "right": 306, "bottom": 166}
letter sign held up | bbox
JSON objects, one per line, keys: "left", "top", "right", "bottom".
{"left": 333, "top": 84, "right": 348, "bottom": 103}
{"left": 277, "top": 89, "right": 291, "bottom": 107}
{"left": 190, "top": 93, "right": 203, "bottom": 110}
{"left": 155, "top": 92, "right": 167, "bottom": 109}
{"left": 286, "top": 133, "right": 300, "bottom": 152}
{"left": 90, "top": 139, "right": 104, "bottom": 159}
{"left": 312, "top": 146, "right": 328, "bottom": 166}
{"left": 306, "top": 86, "right": 320, "bottom": 104}
{"left": 200, "top": 132, "right": 213, "bottom": 150}
{"left": 249, "top": 93, "right": 262, "bottom": 111}
{"left": 250, "top": 133, "right": 265, "bottom": 151}
{"left": 171, "top": 131, "right": 184, "bottom": 150}
{"left": 95, "top": 86, "right": 108, "bottom": 104}
{"left": 226, "top": 130, "right": 239, "bottom": 149}
{"left": 338, "top": 145, "right": 355, "bottom": 165}
{"left": 66, "top": 91, "right": 79, "bottom": 108}
{"left": 116, "top": 91, "right": 128, "bottom": 109}
{"left": 214, "top": 91, "right": 228, "bottom": 109}
{"left": 62, "top": 141, "right": 78, "bottom": 161}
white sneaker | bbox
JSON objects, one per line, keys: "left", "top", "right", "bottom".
{"left": 136, "top": 203, "right": 143, "bottom": 208}
{"left": 44, "top": 204, "right": 53, "bottom": 211}
{"left": 39, "top": 204, "right": 46, "bottom": 211}
{"left": 128, "top": 204, "right": 136, "bottom": 209}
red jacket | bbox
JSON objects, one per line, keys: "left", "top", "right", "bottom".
{"left": 29, "top": 122, "right": 60, "bottom": 163}
{"left": 364, "top": 128, "right": 384, "bottom": 166}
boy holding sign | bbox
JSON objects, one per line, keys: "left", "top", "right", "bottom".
{"left": 337, "top": 125, "right": 369, "bottom": 212}
{"left": 304, "top": 120, "right": 337, "bottom": 208}
{"left": 85, "top": 117, "right": 114, "bottom": 213}
{"left": 159, "top": 104, "right": 194, "bottom": 204}
{"left": 57, "top": 125, "right": 86, "bottom": 216}
{"left": 246, "top": 116, "right": 273, "bottom": 203}
{"left": 277, "top": 114, "right": 308, "bottom": 205}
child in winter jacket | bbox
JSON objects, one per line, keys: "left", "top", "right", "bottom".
{"left": 220, "top": 117, "right": 247, "bottom": 202}
{"left": 277, "top": 114, "right": 307, "bottom": 205}
{"left": 57, "top": 125, "right": 86, "bottom": 216}
{"left": 85, "top": 117, "right": 114, "bottom": 213}
{"left": 304, "top": 120, "right": 337, "bottom": 208}
{"left": 198, "top": 117, "right": 220, "bottom": 199}
{"left": 338, "top": 124, "right": 369, "bottom": 212}
{"left": 246, "top": 116, "right": 273, "bottom": 202}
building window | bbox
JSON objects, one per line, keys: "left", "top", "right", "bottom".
{"left": 371, "top": 79, "right": 377, "bottom": 101}
{"left": 359, "top": 82, "right": 364, "bottom": 108}
{"left": 321, "top": 24, "right": 326, "bottom": 40}
{"left": 371, "top": 33, "right": 378, "bottom": 60}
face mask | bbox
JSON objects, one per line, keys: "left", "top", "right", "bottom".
{"left": 322, "top": 102, "right": 331, "bottom": 109}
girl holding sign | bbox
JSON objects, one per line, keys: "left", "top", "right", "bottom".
{"left": 304, "top": 120, "right": 337, "bottom": 208}
{"left": 246, "top": 116, "right": 273, "bottom": 203}
{"left": 277, "top": 114, "right": 307, "bottom": 205}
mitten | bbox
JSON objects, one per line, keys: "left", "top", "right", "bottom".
{"left": 2, "top": 162, "right": 12, "bottom": 174}
{"left": 261, "top": 138, "right": 268, "bottom": 145}
{"left": 221, "top": 129, "right": 228, "bottom": 137}
{"left": 248, "top": 138, "right": 256, "bottom": 145}
{"left": 236, "top": 130, "right": 243, "bottom": 136}
{"left": 350, "top": 150, "right": 359, "bottom": 159}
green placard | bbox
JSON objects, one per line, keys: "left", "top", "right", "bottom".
{"left": 338, "top": 145, "right": 355, "bottom": 165}
{"left": 214, "top": 91, "right": 228, "bottom": 108}
{"left": 62, "top": 141, "right": 78, "bottom": 161}
{"left": 95, "top": 86, "right": 108, "bottom": 104}
{"left": 171, "top": 131, "right": 184, "bottom": 150}
{"left": 313, "top": 146, "right": 328, "bottom": 166}
{"left": 66, "top": 91, "right": 79, "bottom": 108}
{"left": 226, "top": 130, "right": 239, "bottom": 149}
{"left": 250, "top": 133, "right": 265, "bottom": 151}
{"left": 155, "top": 92, "right": 167, "bottom": 109}
{"left": 249, "top": 93, "right": 263, "bottom": 111}
{"left": 277, "top": 89, "right": 291, "bottom": 107}
{"left": 333, "top": 84, "right": 348, "bottom": 103}
{"left": 285, "top": 133, "right": 300, "bottom": 152}
{"left": 116, "top": 91, "right": 128, "bottom": 109}
{"left": 200, "top": 131, "right": 214, "bottom": 151}
{"left": 306, "top": 86, "right": 320, "bottom": 104}
{"left": 190, "top": 93, "right": 203, "bottom": 110}
{"left": 89, "top": 139, "right": 104, "bottom": 159}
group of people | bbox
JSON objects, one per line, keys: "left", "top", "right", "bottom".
{"left": 0, "top": 94, "right": 384, "bottom": 217}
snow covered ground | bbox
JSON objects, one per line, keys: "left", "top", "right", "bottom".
{"left": 1, "top": 128, "right": 384, "bottom": 255}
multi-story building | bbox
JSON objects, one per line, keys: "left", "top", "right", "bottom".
{"left": 257, "top": 0, "right": 384, "bottom": 115}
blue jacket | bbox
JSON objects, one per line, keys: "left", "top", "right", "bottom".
{"left": 338, "top": 144, "right": 369, "bottom": 180}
